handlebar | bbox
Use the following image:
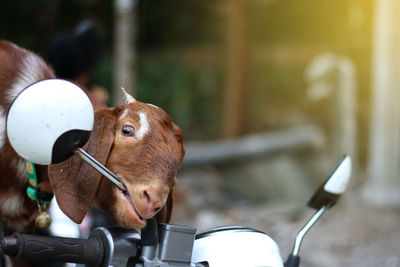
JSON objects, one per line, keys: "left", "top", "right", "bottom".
{"left": 1, "top": 223, "right": 201, "bottom": 267}
{"left": 1, "top": 233, "right": 104, "bottom": 266}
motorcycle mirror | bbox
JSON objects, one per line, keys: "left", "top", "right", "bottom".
{"left": 307, "top": 155, "right": 352, "bottom": 210}
{"left": 7, "top": 79, "right": 126, "bottom": 191}
{"left": 7, "top": 79, "right": 94, "bottom": 165}
{"left": 285, "top": 156, "right": 352, "bottom": 267}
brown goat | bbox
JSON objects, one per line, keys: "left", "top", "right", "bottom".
{"left": 0, "top": 40, "right": 185, "bottom": 235}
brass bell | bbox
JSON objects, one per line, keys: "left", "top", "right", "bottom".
{"left": 35, "top": 204, "right": 52, "bottom": 228}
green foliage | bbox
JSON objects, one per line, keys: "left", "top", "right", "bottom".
{"left": 137, "top": 0, "right": 217, "bottom": 48}
{"left": 0, "top": 0, "right": 373, "bottom": 141}
{"left": 137, "top": 53, "right": 222, "bottom": 139}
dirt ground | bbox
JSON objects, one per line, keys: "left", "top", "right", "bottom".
{"left": 171, "top": 171, "right": 400, "bottom": 267}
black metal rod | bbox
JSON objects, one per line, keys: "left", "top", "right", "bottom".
{"left": 74, "top": 148, "right": 126, "bottom": 191}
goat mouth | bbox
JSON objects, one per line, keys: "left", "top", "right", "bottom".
{"left": 120, "top": 187, "right": 144, "bottom": 222}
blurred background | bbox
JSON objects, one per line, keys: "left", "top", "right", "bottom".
{"left": 2, "top": 0, "right": 400, "bottom": 266}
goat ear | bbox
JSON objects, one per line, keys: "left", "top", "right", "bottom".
{"left": 48, "top": 109, "right": 118, "bottom": 223}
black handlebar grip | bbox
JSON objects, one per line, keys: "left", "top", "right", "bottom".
{"left": 3, "top": 233, "right": 105, "bottom": 266}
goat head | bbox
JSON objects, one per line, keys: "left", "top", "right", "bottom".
{"left": 48, "top": 97, "right": 185, "bottom": 228}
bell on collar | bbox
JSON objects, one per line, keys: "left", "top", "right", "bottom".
{"left": 35, "top": 203, "right": 52, "bottom": 228}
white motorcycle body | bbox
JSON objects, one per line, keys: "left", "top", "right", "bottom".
{"left": 192, "top": 226, "right": 283, "bottom": 267}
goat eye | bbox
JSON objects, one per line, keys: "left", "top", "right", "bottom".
{"left": 122, "top": 125, "right": 135, "bottom": 136}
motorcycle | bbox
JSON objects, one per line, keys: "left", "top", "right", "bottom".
{"left": 1, "top": 79, "right": 352, "bottom": 267}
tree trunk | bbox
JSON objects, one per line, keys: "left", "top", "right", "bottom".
{"left": 113, "top": 0, "right": 136, "bottom": 105}
{"left": 361, "top": 0, "right": 400, "bottom": 206}
{"left": 222, "top": 0, "right": 249, "bottom": 137}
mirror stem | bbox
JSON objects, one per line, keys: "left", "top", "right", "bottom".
{"left": 74, "top": 148, "right": 126, "bottom": 191}
{"left": 292, "top": 205, "right": 328, "bottom": 256}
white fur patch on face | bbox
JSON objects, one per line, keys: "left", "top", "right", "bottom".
{"left": 119, "top": 109, "right": 130, "bottom": 120}
{"left": 7, "top": 52, "right": 47, "bottom": 103}
{"left": 0, "top": 106, "right": 6, "bottom": 148}
{"left": 0, "top": 194, "right": 26, "bottom": 217}
{"left": 137, "top": 111, "right": 150, "bottom": 140}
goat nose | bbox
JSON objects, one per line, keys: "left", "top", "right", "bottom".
{"left": 142, "top": 189, "right": 162, "bottom": 214}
